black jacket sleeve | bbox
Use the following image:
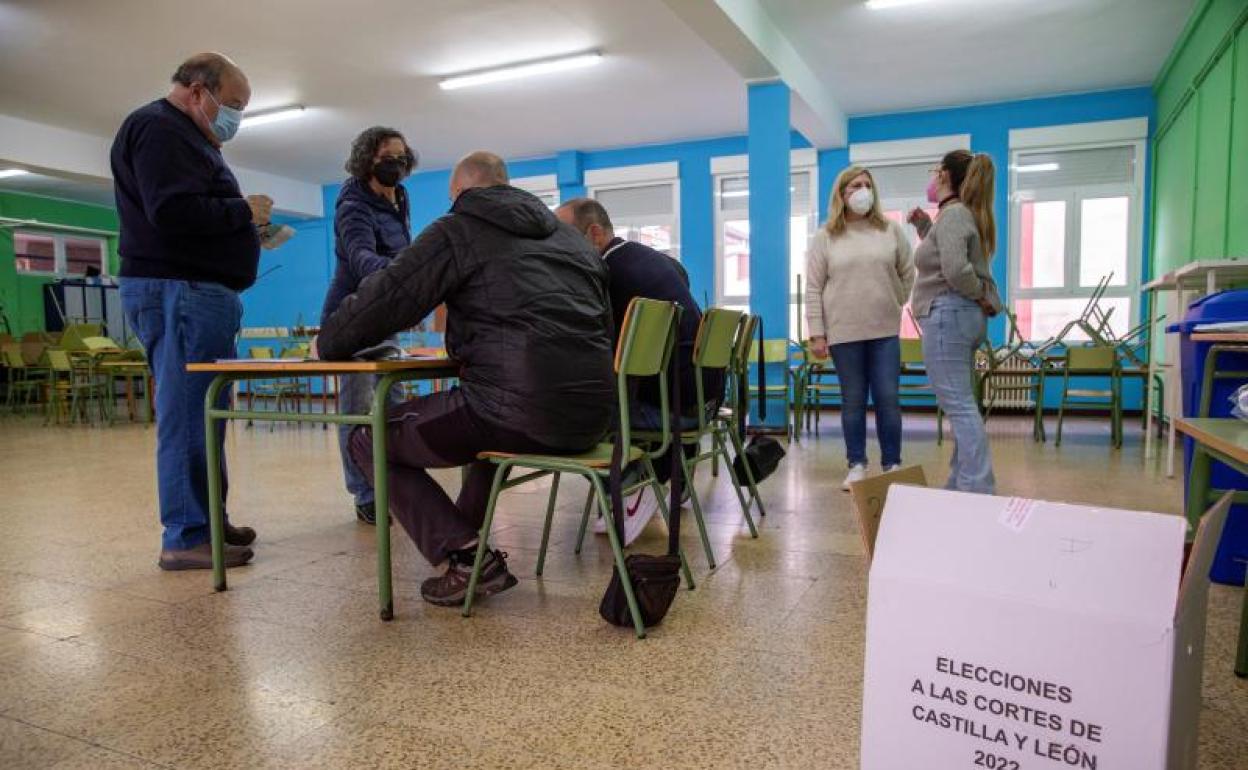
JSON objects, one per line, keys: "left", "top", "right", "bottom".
{"left": 132, "top": 123, "right": 253, "bottom": 235}
{"left": 318, "top": 220, "right": 459, "bottom": 360}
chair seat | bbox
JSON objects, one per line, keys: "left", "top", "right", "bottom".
{"left": 478, "top": 443, "right": 645, "bottom": 469}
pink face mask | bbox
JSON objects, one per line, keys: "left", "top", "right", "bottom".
{"left": 925, "top": 174, "right": 942, "bottom": 204}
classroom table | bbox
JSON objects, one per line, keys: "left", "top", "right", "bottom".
{"left": 187, "top": 357, "right": 459, "bottom": 620}
{"left": 1173, "top": 417, "right": 1248, "bottom": 677}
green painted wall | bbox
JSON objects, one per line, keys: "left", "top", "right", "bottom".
{"left": 1150, "top": 0, "right": 1248, "bottom": 278}
{"left": 0, "top": 191, "right": 119, "bottom": 335}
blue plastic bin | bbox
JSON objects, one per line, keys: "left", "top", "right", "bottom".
{"left": 1169, "top": 289, "right": 1248, "bottom": 586}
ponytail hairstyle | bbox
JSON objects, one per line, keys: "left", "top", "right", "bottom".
{"left": 941, "top": 149, "right": 997, "bottom": 258}
{"left": 825, "top": 165, "right": 888, "bottom": 236}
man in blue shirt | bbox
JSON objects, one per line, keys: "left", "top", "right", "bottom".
{"left": 111, "top": 52, "right": 272, "bottom": 570}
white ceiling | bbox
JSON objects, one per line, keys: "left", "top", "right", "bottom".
{"left": 0, "top": 172, "right": 115, "bottom": 208}
{"left": 0, "top": 0, "right": 1192, "bottom": 192}
{"left": 763, "top": 0, "right": 1192, "bottom": 115}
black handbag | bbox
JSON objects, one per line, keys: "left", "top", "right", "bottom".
{"left": 599, "top": 321, "right": 684, "bottom": 630}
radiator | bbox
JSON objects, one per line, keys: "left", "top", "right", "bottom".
{"left": 983, "top": 352, "right": 1038, "bottom": 410}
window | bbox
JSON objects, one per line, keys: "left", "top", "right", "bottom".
{"left": 14, "top": 230, "right": 107, "bottom": 276}
{"left": 591, "top": 182, "right": 679, "bottom": 258}
{"left": 714, "top": 168, "right": 817, "bottom": 338}
{"left": 870, "top": 161, "right": 941, "bottom": 339}
{"left": 511, "top": 174, "right": 560, "bottom": 210}
{"left": 1008, "top": 142, "right": 1143, "bottom": 342}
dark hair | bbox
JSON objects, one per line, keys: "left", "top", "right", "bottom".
{"left": 171, "top": 53, "right": 236, "bottom": 93}
{"left": 941, "top": 149, "right": 997, "bottom": 258}
{"left": 560, "top": 197, "right": 614, "bottom": 235}
{"left": 345, "top": 127, "right": 418, "bottom": 181}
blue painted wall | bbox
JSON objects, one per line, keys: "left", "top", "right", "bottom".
{"left": 242, "top": 87, "right": 1156, "bottom": 410}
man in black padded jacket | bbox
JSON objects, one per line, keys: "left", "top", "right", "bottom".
{"left": 315, "top": 151, "right": 615, "bottom": 607}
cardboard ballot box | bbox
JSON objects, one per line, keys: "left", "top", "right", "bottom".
{"left": 860, "top": 486, "right": 1230, "bottom": 770}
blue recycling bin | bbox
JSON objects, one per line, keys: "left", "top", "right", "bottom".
{"left": 1169, "top": 289, "right": 1248, "bottom": 586}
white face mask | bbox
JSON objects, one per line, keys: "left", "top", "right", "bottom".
{"left": 847, "top": 187, "right": 874, "bottom": 216}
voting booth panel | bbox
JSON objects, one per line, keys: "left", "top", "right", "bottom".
{"left": 860, "top": 486, "right": 1229, "bottom": 770}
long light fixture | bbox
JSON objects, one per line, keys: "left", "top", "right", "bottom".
{"left": 439, "top": 51, "right": 602, "bottom": 91}
{"left": 0, "top": 169, "right": 29, "bottom": 179}
{"left": 721, "top": 185, "right": 797, "bottom": 199}
{"left": 866, "top": 0, "right": 940, "bottom": 9}
{"left": 1015, "top": 163, "right": 1060, "bottom": 173}
{"left": 240, "top": 105, "right": 306, "bottom": 128}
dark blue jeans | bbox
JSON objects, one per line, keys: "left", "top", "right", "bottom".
{"left": 120, "top": 277, "right": 241, "bottom": 550}
{"left": 829, "top": 335, "right": 902, "bottom": 468}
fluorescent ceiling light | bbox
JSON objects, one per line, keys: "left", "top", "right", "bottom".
{"left": 1015, "top": 163, "right": 1060, "bottom": 173}
{"left": 440, "top": 51, "right": 602, "bottom": 91}
{"left": 866, "top": 0, "right": 940, "bottom": 9}
{"left": 241, "top": 106, "right": 306, "bottom": 128}
{"left": 0, "top": 168, "right": 29, "bottom": 179}
{"left": 720, "top": 186, "right": 797, "bottom": 199}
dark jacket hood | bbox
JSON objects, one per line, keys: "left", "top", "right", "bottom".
{"left": 336, "top": 176, "right": 409, "bottom": 216}
{"left": 452, "top": 185, "right": 558, "bottom": 239}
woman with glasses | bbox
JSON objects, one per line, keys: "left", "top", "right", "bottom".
{"left": 806, "top": 165, "right": 915, "bottom": 489}
{"left": 908, "top": 150, "right": 1002, "bottom": 494}
{"left": 321, "top": 127, "right": 418, "bottom": 524}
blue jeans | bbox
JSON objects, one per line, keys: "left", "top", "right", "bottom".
{"left": 920, "top": 294, "right": 995, "bottom": 494}
{"left": 336, "top": 371, "right": 400, "bottom": 506}
{"left": 829, "top": 336, "right": 902, "bottom": 468}
{"left": 120, "top": 277, "right": 242, "bottom": 550}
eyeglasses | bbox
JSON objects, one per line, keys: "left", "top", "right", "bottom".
{"left": 376, "top": 154, "right": 408, "bottom": 163}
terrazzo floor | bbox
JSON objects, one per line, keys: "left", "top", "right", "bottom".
{"left": 0, "top": 411, "right": 1244, "bottom": 768}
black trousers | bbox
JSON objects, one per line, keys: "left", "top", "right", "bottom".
{"left": 349, "top": 388, "right": 567, "bottom": 565}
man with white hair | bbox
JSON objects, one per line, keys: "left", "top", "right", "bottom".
{"left": 316, "top": 151, "right": 615, "bottom": 607}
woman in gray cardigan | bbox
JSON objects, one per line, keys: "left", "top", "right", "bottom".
{"left": 908, "top": 150, "right": 1002, "bottom": 494}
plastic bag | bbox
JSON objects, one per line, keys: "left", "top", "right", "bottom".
{"left": 1229, "top": 384, "right": 1248, "bottom": 421}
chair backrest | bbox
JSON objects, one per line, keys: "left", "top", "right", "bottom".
{"left": 249, "top": 346, "right": 275, "bottom": 359}
{"left": 46, "top": 349, "right": 73, "bottom": 372}
{"left": 1066, "top": 345, "right": 1117, "bottom": 371}
{"left": 692, "top": 308, "right": 743, "bottom": 371}
{"left": 2, "top": 345, "right": 26, "bottom": 369}
{"left": 281, "top": 344, "right": 309, "bottom": 359}
{"left": 59, "top": 323, "right": 102, "bottom": 351}
{"left": 900, "top": 338, "right": 924, "bottom": 365}
{"left": 731, "top": 314, "right": 759, "bottom": 373}
{"left": 747, "top": 339, "right": 790, "bottom": 365}
{"left": 20, "top": 340, "right": 45, "bottom": 365}
{"left": 615, "top": 297, "right": 679, "bottom": 452}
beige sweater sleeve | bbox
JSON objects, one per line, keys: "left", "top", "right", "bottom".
{"left": 804, "top": 231, "right": 829, "bottom": 339}
{"left": 934, "top": 205, "right": 985, "bottom": 301}
{"left": 892, "top": 221, "right": 916, "bottom": 305}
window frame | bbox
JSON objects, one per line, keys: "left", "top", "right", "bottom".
{"left": 12, "top": 228, "right": 109, "bottom": 278}
{"left": 586, "top": 162, "right": 681, "bottom": 260}
{"left": 1006, "top": 138, "right": 1146, "bottom": 342}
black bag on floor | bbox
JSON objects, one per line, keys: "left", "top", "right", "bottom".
{"left": 732, "top": 434, "right": 786, "bottom": 485}
{"left": 600, "top": 311, "right": 684, "bottom": 630}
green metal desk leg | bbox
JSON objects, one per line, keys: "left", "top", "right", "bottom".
{"left": 1236, "top": 586, "right": 1248, "bottom": 678}
{"left": 205, "top": 375, "right": 229, "bottom": 592}
{"left": 373, "top": 372, "right": 400, "bottom": 621}
{"left": 1185, "top": 446, "right": 1212, "bottom": 537}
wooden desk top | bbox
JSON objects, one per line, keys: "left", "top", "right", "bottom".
{"left": 1190, "top": 333, "right": 1248, "bottom": 344}
{"left": 1174, "top": 418, "right": 1248, "bottom": 466}
{"left": 187, "top": 357, "right": 457, "bottom": 374}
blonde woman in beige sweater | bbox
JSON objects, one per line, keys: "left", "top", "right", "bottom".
{"left": 806, "top": 165, "right": 915, "bottom": 489}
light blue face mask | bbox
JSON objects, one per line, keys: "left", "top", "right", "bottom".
{"left": 203, "top": 89, "right": 242, "bottom": 143}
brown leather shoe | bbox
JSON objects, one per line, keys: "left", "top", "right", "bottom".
{"left": 225, "top": 523, "right": 256, "bottom": 546}
{"left": 159, "top": 542, "right": 254, "bottom": 571}
{"left": 420, "top": 548, "right": 517, "bottom": 607}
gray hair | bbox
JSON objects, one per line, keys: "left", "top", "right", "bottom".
{"left": 559, "top": 197, "right": 614, "bottom": 236}
{"left": 171, "top": 52, "right": 241, "bottom": 92}
{"left": 452, "top": 151, "right": 509, "bottom": 189}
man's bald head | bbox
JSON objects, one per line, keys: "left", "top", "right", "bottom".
{"left": 449, "top": 151, "right": 509, "bottom": 202}
{"left": 168, "top": 52, "right": 250, "bottom": 147}
{"left": 171, "top": 52, "right": 248, "bottom": 95}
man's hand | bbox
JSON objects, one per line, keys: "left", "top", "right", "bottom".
{"left": 907, "top": 207, "right": 932, "bottom": 238}
{"left": 247, "top": 194, "right": 274, "bottom": 225}
{"left": 308, "top": 335, "right": 320, "bottom": 360}
{"left": 809, "top": 336, "right": 829, "bottom": 360}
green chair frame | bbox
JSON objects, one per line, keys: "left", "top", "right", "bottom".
{"left": 1054, "top": 345, "right": 1122, "bottom": 448}
{"left": 715, "top": 314, "right": 769, "bottom": 521}
{"left": 631, "top": 308, "right": 760, "bottom": 570}
{"left": 461, "top": 298, "right": 695, "bottom": 639}
{"left": 898, "top": 338, "right": 944, "bottom": 445}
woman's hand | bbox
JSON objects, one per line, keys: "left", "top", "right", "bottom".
{"left": 809, "top": 336, "right": 829, "bottom": 360}
{"left": 976, "top": 297, "right": 997, "bottom": 317}
{"left": 907, "top": 207, "right": 932, "bottom": 238}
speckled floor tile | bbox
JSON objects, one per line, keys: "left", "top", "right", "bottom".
{"left": 0, "top": 414, "right": 1243, "bottom": 769}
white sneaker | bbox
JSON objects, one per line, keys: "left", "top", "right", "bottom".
{"left": 882, "top": 464, "right": 901, "bottom": 474}
{"left": 841, "top": 464, "right": 868, "bottom": 491}
{"left": 623, "top": 491, "right": 663, "bottom": 546}
{"left": 593, "top": 488, "right": 654, "bottom": 538}
{"left": 592, "top": 512, "right": 608, "bottom": 535}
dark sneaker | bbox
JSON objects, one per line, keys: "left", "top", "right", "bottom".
{"left": 225, "top": 522, "right": 256, "bottom": 546}
{"left": 420, "top": 548, "right": 518, "bottom": 607}
{"left": 159, "top": 542, "right": 253, "bottom": 571}
{"left": 356, "top": 502, "right": 376, "bottom": 525}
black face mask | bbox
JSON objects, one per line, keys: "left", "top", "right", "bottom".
{"left": 372, "top": 157, "right": 405, "bottom": 188}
